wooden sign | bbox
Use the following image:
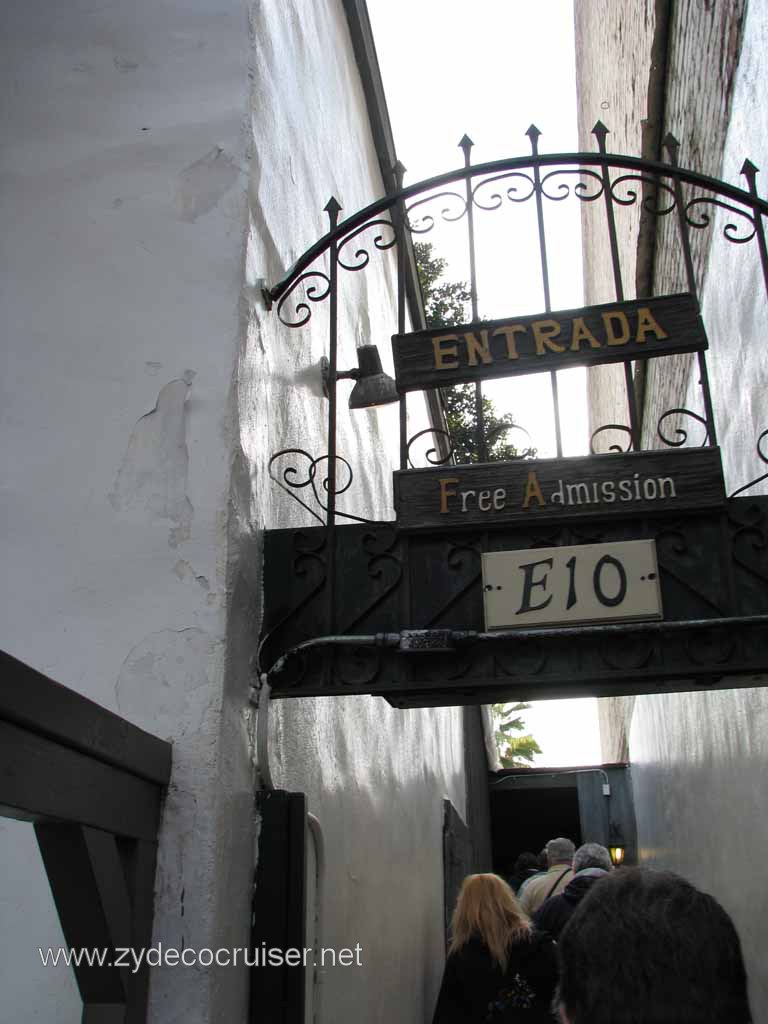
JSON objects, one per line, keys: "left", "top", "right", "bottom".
{"left": 482, "top": 540, "right": 663, "bottom": 630}
{"left": 393, "top": 448, "right": 725, "bottom": 530}
{"left": 392, "top": 293, "right": 707, "bottom": 393}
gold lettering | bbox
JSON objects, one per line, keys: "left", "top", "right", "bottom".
{"left": 532, "top": 319, "right": 565, "bottom": 355}
{"left": 464, "top": 330, "right": 493, "bottom": 366}
{"left": 522, "top": 471, "right": 545, "bottom": 509}
{"left": 602, "top": 311, "right": 630, "bottom": 346}
{"left": 433, "top": 335, "right": 459, "bottom": 370}
{"left": 570, "top": 317, "right": 602, "bottom": 351}
{"left": 439, "top": 477, "right": 459, "bottom": 514}
{"left": 635, "top": 307, "right": 669, "bottom": 342}
{"left": 492, "top": 324, "right": 526, "bottom": 360}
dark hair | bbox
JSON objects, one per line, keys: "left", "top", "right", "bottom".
{"left": 557, "top": 867, "right": 752, "bottom": 1024}
{"left": 513, "top": 851, "right": 540, "bottom": 873}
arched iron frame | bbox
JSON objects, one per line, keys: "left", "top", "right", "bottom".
{"left": 263, "top": 125, "right": 768, "bottom": 632}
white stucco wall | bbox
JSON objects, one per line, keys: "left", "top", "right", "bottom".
{"left": 241, "top": 4, "right": 466, "bottom": 1022}
{"left": 577, "top": 1, "right": 768, "bottom": 1018}
{"left": 1, "top": 0, "right": 252, "bottom": 1020}
{"left": 629, "top": 3, "right": 768, "bottom": 1017}
{"left": 1, "top": 2, "right": 467, "bottom": 1022}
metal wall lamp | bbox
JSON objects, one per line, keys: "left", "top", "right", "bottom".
{"left": 321, "top": 344, "right": 400, "bottom": 409}
{"left": 608, "top": 822, "right": 626, "bottom": 866}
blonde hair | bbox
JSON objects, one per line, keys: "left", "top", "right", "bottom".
{"left": 449, "top": 873, "right": 532, "bottom": 971}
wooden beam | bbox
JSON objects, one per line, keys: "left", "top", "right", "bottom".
{"left": 121, "top": 840, "right": 158, "bottom": 1024}
{"left": 35, "top": 826, "right": 159, "bottom": 1023}
{"left": 251, "top": 790, "right": 307, "bottom": 1024}
{"left": 35, "top": 824, "right": 128, "bottom": 1011}
{"left": 1, "top": 722, "right": 162, "bottom": 840}
{"left": 0, "top": 651, "right": 171, "bottom": 786}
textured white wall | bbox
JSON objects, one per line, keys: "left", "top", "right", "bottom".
{"left": 0, "top": 0, "right": 248, "bottom": 689}
{"left": 0, "top": 1, "right": 466, "bottom": 1022}
{"left": 241, "top": 4, "right": 466, "bottom": 1023}
{"left": 0, "top": 0, "right": 249, "bottom": 1021}
{"left": 630, "top": 3, "right": 768, "bottom": 1017}
{"left": 577, "top": 0, "right": 768, "bottom": 1018}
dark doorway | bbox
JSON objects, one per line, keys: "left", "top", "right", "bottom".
{"left": 490, "top": 785, "right": 582, "bottom": 879}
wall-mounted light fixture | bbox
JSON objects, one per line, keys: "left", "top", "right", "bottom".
{"left": 608, "top": 823, "right": 626, "bottom": 866}
{"left": 321, "top": 345, "right": 399, "bottom": 409}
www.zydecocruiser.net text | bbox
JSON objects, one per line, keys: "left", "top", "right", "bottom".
{"left": 39, "top": 943, "right": 364, "bottom": 973}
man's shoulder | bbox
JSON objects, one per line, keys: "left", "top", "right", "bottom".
{"left": 525, "top": 867, "right": 568, "bottom": 892}
{"left": 517, "top": 870, "right": 546, "bottom": 896}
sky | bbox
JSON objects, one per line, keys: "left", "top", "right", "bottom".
{"left": 368, "top": 0, "right": 602, "bottom": 767}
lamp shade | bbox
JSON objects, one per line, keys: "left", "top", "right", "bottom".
{"left": 347, "top": 345, "right": 400, "bottom": 408}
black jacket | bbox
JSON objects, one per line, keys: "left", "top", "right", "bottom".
{"left": 531, "top": 869, "right": 608, "bottom": 940}
{"left": 431, "top": 931, "right": 558, "bottom": 1023}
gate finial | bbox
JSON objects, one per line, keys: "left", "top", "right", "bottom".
{"left": 324, "top": 196, "right": 342, "bottom": 229}
{"left": 526, "top": 124, "right": 542, "bottom": 154}
{"left": 741, "top": 159, "right": 759, "bottom": 193}
{"left": 592, "top": 120, "right": 609, "bottom": 152}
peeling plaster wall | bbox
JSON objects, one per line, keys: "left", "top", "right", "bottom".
{"left": 0, "top": 2, "right": 466, "bottom": 1023}
{"left": 0, "top": 0, "right": 252, "bottom": 1020}
{"left": 576, "top": 1, "right": 768, "bottom": 1016}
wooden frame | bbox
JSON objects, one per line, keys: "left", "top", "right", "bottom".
{"left": 0, "top": 651, "right": 172, "bottom": 1024}
{"left": 250, "top": 790, "right": 307, "bottom": 1024}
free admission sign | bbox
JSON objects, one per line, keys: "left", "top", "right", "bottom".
{"left": 392, "top": 293, "right": 707, "bottom": 393}
{"left": 393, "top": 448, "right": 725, "bottom": 530}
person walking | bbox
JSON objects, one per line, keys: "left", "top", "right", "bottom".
{"left": 432, "top": 873, "right": 558, "bottom": 1023}
{"left": 532, "top": 843, "right": 612, "bottom": 940}
{"left": 557, "top": 867, "right": 753, "bottom": 1024}
{"left": 518, "top": 838, "right": 575, "bottom": 916}
{"left": 507, "top": 851, "right": 542, "bottom": 894}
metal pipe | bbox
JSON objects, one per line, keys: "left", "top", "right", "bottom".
{"left": 264, "top": 614, "right": 768, "bottom": 681}
{"left": 254, "top": 674, "right": 274, "bottom": 792}
{"left": 307, "top": 813, "right": 325, "bottom": 1024}
{"left": 490, "top": 767, "right": 610, "bottom": 789}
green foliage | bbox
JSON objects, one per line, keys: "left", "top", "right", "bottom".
{"left": 413, "top": 241, "right": 536, "bottom": 464}
{"left": 492, "top": 702, "right": 543, "bottom": 768}
{"left": 444, "top": 384, "right": 536, "bottom": 465}
{"left": 413, "top": 241, "right": 471, "bottom": 329}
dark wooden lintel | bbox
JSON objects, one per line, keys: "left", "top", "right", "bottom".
{"left": 1, "top": 721, "right": 163, "bottom": 840}
{"left": 0, "top": 651, "right": 171, "bottom": 787}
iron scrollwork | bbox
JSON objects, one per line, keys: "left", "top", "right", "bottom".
{"left": 608, "top": 174, "right": 677, "bottom": 216}
{"left": 731, "top": 428, "right": 768, "bottom": 497}
{"left": 685, "top": 196, "right": 756, "bottom": 244}
{"left": 657, "top": 408, "right": 710, "bottom": 448}
{"left": 336, "top": 218, "right": 398, "bottom": 271}
{"left": 539, "top": 167, "right": 605, "bottom": 203}
{"left": 590, "top": 424, "right": 634, "bottom": 455}
{"left": 471, "top": 171, "right": 536, "bottom": 210}
{"left": 275, "top": 270, "right": 331, "bottom": 328}
{"left": 406, "top": 428, "right": 455, "bottom": 469}
{"left": 335, "top": 645, "right": 384, "bottom": 688}
{"left": 405, "top": 190, "right": 468, "bottom": 234}
{"left": 257, "top": 527, "right": 327, "bottom": 682}
{"left": 267, "top": 448, "right": 376, "bottom": 525}
{"left": 340, "top": 525, "right": 402, "bottom": 634}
